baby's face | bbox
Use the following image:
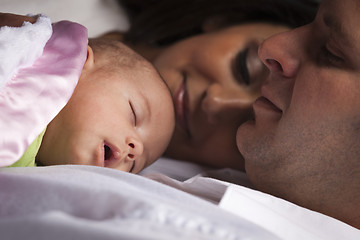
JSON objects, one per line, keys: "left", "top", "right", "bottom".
{"left": 37, "top": 43, "right": 175, "bottom": 173}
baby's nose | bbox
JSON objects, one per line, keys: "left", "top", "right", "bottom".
{"left": 125, "top": 137, "right": 144, "bottom": 161}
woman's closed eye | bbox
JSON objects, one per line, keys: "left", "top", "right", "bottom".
{"left": 232, "top": 48, "right": 250, "bottom": 86}
{"left": 129, "top": 101, "right": 137, "bottom": 126}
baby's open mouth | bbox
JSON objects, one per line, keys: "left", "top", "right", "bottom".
{"left": 104, "top": 144, "right": 112, "bottom": 161}
{"left": 101, "top": 142, "right": 121, "bottom": 168}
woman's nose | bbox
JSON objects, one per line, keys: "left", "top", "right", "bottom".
{"left": 201, "top": 83, "right": 253, "bottom": 123}
{"left": 125, "top": 136, "right": 143, "bottom": 161}
{"left": 258, "top": 28, "right": 302, "bottom": 78}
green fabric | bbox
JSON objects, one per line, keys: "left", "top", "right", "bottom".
{"left": 8, "top": 129, "right": 46, "bottom": 167}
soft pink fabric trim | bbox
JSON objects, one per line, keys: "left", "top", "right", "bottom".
{"left": 0, "top": 20, "right": 88, "bottom": 167}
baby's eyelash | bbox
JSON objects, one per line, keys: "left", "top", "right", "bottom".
{"left": 129, "top": 101, "right": 137, "bottom": 126}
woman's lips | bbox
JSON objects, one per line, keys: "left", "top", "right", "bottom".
{"left": 174, "top": 76, "right": 191, "bottom": 137}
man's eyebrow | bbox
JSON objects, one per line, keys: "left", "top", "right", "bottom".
{"left": 323, "top": 14, "right": 353, "bottom": 48}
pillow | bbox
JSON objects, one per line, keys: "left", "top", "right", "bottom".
{"left": 0, "top": 15, "right": 88, "bottom": 167}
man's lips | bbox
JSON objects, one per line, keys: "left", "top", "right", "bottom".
{"left": 254, "top": 84, "right": 283, "bottom": 114}
{"left": 174, "top": 77, "right": 191, "bottom": 136}
{"left": 253, "top": 96, "right": 283, "bottom": 114}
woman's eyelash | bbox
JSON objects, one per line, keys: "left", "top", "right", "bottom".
{"left": 233, "top": 48, "right": 250, "bottom": 85}
{"left": 129, "top": 101, "right": 137, "bottom": 126}
{"left": 319, "top": 46, "right": 344, "bottom": 66}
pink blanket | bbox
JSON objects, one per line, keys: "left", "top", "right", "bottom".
{"left": 0, "top": 16, "right": 88, "bottom": 167}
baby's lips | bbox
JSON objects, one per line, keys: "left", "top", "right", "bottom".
{"left": 102, "top": 142, "right": 122, "bottom": 167}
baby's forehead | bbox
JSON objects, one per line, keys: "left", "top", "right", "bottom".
{"left": 109, "top": 42, "right": 145, "bottom": 67}
{"left": 90, "top": 38, "right": 170, "bottom": 92}
{"left": 114, "top": 48, "right": 169, "bottom": 90}
{"left": 133, "top": 61, "right": 170, "bottom": 93}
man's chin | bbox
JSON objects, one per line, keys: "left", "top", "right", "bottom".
{"left": 235, "top": 119, "right": 255, "bottom": 154}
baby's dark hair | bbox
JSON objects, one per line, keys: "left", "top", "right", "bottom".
{"left": 88, "top": 38, "right": 158, "bottom": 79}
{"left": 118, "top": 0, "right": 319, "bottom": 46}
{"left": 88, "top": 38, "right": 146, "bottom": 70}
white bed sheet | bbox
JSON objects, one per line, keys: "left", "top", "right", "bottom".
{"left": 0, "top": 165, "right": 279, "bottom": 240}
{"left": 142, "top": 161, "right": 359, "bottom": 239}
{"left": 1, "top": 165, "right": 358, "bottom": 240}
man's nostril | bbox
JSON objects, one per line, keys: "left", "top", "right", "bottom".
{"left": 266, "top": 59, "right": 283, "bottom": 72}
{"left": 129, "top": 143, "right": 135, "bottom": 148}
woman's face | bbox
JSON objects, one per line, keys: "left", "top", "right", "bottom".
{"left": 149, "top": 23, "right": 289, "bottom": 169}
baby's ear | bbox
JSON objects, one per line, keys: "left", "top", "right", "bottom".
{"left": 82, "top": 46, "right": 95, "bottom": 71}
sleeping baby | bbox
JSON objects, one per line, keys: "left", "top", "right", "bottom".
{"left": 0, "top": 13, "right": 175, "bottom": 173}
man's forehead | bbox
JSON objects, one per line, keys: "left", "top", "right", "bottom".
{"left": 321, "top": 0, "right": 360, "bottom": 27}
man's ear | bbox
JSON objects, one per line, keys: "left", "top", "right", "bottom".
{"left": 83, "top": 45, "right": 95, "bottom": 71}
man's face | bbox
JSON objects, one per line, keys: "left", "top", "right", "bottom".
{"left": 236, "top": 0, "right": 360, "bottom": 196}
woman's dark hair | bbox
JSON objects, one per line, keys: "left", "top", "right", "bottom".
{"left": 118, "top": 0, "right": 319, "bottom": 46}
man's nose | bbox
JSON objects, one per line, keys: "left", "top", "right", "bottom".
{"left": 125, "top": 136, "right": 144, "bottom": 161}
{"left": 258, "top": 28, "right": 302, "bottom": 78}
{"left": 201, "top": 83, "right": 254, "bottom": 124}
